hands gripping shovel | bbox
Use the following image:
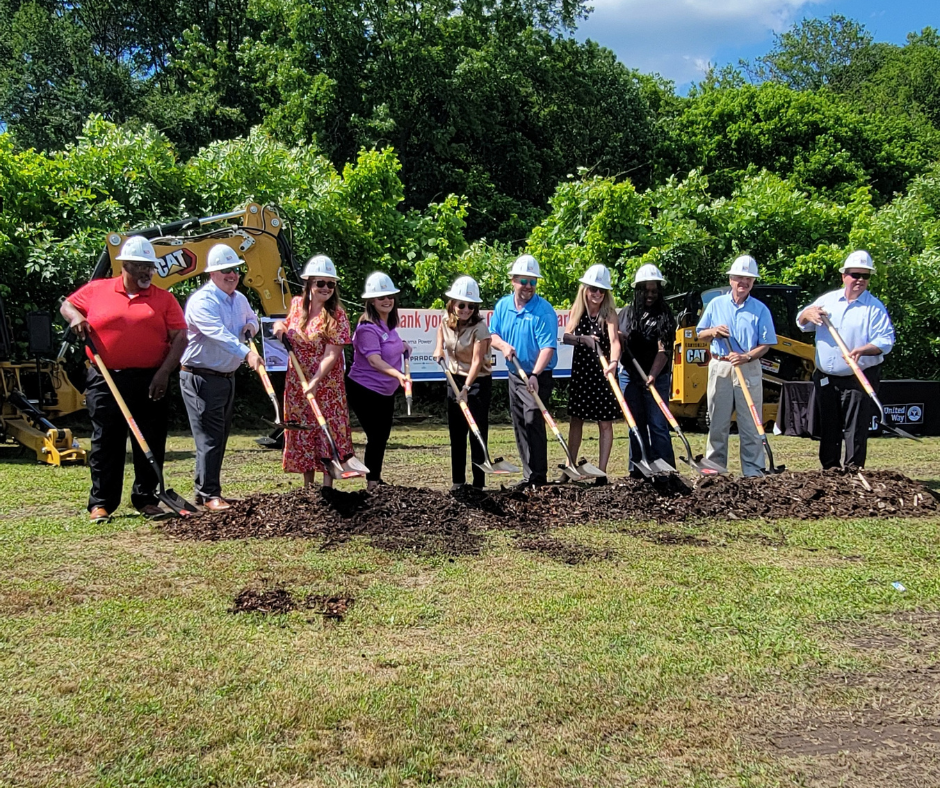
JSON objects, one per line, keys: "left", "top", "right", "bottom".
{"left": 438, "top": 359, "right": 519, "bottom": 476}
{"left": 508, "top": 356, "right": 605, "bottom": 481}
{"left": 820, "top": 314, "right": 920, "bottom": 442}
{"left": 597, "top": 348, "right": 675, "bottom": 479}
{"left": 623, "top": 347, "right": 727, "bottom": 476}
{"left": 281, "top": 335, "right": 369, "bottom": 480}
{"left": 85, "top": 336, "right": 198, "bottom": 517}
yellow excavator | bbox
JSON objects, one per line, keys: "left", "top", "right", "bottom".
{"left": 0, "top": 203, "right": 298, "bottom": 464}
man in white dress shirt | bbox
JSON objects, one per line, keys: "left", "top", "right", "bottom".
{"left": 180, "top": 245, "right": 263, "bottom": 511}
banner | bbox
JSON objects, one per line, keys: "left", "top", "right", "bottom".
{"left": 397, "top": 308, "right": 573, "bottom": 380}
{"left": 259, "top": 317, "right": 289, "bottom": 372}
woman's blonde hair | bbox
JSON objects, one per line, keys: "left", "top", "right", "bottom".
{"left": 444, "top": 299, "right": 482, "bottom": 330}
{"left": 566, "top": 283, "right": 616, "bottom": 330}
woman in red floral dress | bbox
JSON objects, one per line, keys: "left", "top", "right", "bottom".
{"left": 273, "top": 255, "right": 353, "bottom": 488}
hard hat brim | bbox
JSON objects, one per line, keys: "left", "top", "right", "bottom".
{"left": 302, "top": 272, "right": 339, "bottom": 280}
{"left": 206, "top": 260, "right": 245, "bottom": 273}
{"left": 725, "top": 269, "right": 760, "bottom": 279}
{"left": 839, "top": 265, "right": 876, "bottom": 274}
{"left": 445, "top": 290, "right": 482, "bottom": 302}
{"left": 117, "top": 254, "right": 157, "bottom": 264}
{"left": 578, "top": 276, "right": 611, "bottom": 289}
{"left": 362, "top": 289, "right": 400, "bottom": 299}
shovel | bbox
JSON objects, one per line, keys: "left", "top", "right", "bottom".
{"left": 281, "top": 335, "right": 369, "bottom": 480}
{"left": 438, "top": 359, "right": 519, "bottom": 476}
{"left": 395, "top": 355, "right": 428, "bottom": 423}
{"left": 723, "top": 338, "right": 785, "bottom": 474}
{"left": 597, "top": 349, "right": 676, "bottom": 479}
{"left": 245, "top": 331, "right": 310, "bottom": 432}
{"left": 508, "top": 356, "right": 605, "bottom": 481}
{"left": 85, "top": 336, "right": 198, "bottom": 517}
{"left": 623, "top": 347, "right": 727, "bottom": 476}
{"left": 820, "top": 314, "right": 921, "bottom": 442}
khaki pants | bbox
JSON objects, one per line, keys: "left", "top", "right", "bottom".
{"left": 706, "top": 358, "right": 765, "bottom": 477}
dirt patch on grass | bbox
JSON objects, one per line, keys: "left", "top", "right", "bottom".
{"left": 514, "top": 535, "right": 613, "bottom": 564}
{"left": 752, "top": 611, "right": 940, "bottom": 787}
{"left": 160, "top": 470, "right": 938, "bottom": 558}
{"left": 231, "top": 585, "right": 356, "bottom": 620}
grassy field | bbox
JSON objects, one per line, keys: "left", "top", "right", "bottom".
{"left": 2, "top": 424, "right": 940, "bottom": 787}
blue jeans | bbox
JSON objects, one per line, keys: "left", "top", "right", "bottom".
{"left": 619, "top": 367, "right": 676, "bottom": 473}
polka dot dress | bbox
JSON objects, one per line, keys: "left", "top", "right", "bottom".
{"left": 568, "top": 312, "right": 621, "bottom": 422}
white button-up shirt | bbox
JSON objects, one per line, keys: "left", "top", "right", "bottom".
{"left": 181, "top": 281, "right": 259, "bottom": 373}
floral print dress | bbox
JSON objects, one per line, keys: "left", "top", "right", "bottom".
{"left": 282, "top": 298, "right": 353, "bottom": 473}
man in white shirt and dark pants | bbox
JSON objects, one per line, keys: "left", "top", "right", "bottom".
{"left": 180, "top": 245, "right": 263, "bottom": 511}
{"left": 797, "top": 250, "right": 895, "bottom": 470}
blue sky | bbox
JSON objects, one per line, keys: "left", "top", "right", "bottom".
{"left": 576, "top": 0, "right": 936, "bottom": 91}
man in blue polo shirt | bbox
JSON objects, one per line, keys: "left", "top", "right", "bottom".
{"left": 489, "top": 254, "right": 558, "bottom": 487}
{"left": 696, "top": 255, "right": 777, "bottom": 477}
{"left": 797, "top": 250, "right": 895, "bottom": 469}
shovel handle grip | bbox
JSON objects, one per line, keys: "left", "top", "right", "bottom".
{"left": 820, "top": 315, "right": 877, "bottom": 396}
{"left": 246, "top": 336, "right": 278, "bottom": 399}
{"left": 508, "top": 356, "right": 561, "bottom": 436}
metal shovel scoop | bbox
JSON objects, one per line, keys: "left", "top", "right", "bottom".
{"left": 598, "top": 349, "right": 676, "bottom": 479}
{"left": 395, "top": 356, "right": 428, "bottom": 423}
{"left": 508, "top": 356, "right": 605, "bottom": 481}
{"left": 623, "top": 347, "right": 727, "bottom": 476}
{"left": 282, "top": 335, "right": 369, "bottom": 480}
{"left": 439, "top": 360, "right": 519, "bottom": 475}
{"left": 86, "top": 336, "right": 199, "bottom": 517}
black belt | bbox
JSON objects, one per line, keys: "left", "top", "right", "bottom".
{"left": 181, "top": 365, "right": 236, "bottom": 379}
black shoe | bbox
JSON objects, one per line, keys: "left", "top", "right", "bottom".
{"left": 511, "top": 479, "right": 534, "bottom": 491}
{"left": 451, "top": 483, "right": 467, "bottom": 492}
{"left": 594, "top": 476, "right": 608, "bottom": 486}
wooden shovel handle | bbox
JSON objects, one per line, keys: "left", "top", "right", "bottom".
{"left": 820, "top": 314, "right": 876, "bottom": 396}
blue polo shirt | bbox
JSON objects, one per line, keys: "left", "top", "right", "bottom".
{"left": 798, "top": 288, "right": 894, "bottom": 376}
{"left": 696, "top": 293, "right": 777, "bottom": 357}
{"left": 490, "top": 292, "right": 558, "bottom": 374}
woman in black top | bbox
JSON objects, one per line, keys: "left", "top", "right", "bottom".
{"left": 618, "top": 264, "right": 677, "bottom": 477}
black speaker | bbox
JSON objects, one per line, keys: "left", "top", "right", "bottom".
{"left": 26, "top": 311, "right": 54, "bottom": 357}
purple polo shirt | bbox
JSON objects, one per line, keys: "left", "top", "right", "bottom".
{"left": 348, "top": 320, "right": 404, "bottom": 396}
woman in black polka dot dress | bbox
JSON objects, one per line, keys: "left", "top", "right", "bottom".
{"left": 563, "top": 264, "right": 621, "bottom": 480}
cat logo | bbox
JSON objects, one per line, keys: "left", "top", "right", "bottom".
{"left": 155, "top": 248, "right": 197, "bottom": 279}
{"left": 686, "top": 348, "right": 708, "bottom": 365}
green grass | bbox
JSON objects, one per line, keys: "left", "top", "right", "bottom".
{"left": 2, "top": 425, "right": 939, "bottom": 787}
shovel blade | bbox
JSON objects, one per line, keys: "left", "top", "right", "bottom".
{"left": 159, "top": 488, "right": 200, "bottom": 517}
{"left": 562, "top": 460, "right": 606, "bottom": 480}
{"left": 631, "top": 460, "right": 655, "bottom": 479}
{"left": 683, "top": 455, "right": 728, "bottom": 476}
{"left": 882, "top": 421, "right": 922, "bottom": 442}
{"left": 342, "top": 455, "right": 370, "bottom": 477}
{"left": 649, "top": 459, "right": 678, "bottom": 475}
{"left": 474, "top": 457, "right": 521, "bottom": 475}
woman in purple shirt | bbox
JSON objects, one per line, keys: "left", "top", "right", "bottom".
{"left": 347, "top": 272, "right": 410, "bottom": 489}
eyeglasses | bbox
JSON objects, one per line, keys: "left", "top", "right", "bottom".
{"left": 846, "top": 271, "right": 871, "bottom": 280}
{"left": 125, "top": 261, "right": 156, "bottom": 271}
{"left": 455, "top": 302, "right": 473, "bottom": 310}
{"left": 515, "top": 278, "right": 538, "bottom": 287}
{"left": 587, "top": 286, "right": 604, "bottom": 294}
{"left": 375, "top": 295, "right": 395, "bottom": 302}
{"left": 312, "top": 280, "right": 336, "bottom": 289}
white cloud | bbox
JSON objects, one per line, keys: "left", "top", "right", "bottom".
{"left": 576, "top": 0, "right": 825, "bottom": 85}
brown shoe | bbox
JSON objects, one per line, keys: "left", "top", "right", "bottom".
{"left": 138, "top": 504, "right": 164, "bottom": 519}
{"left": 89, "top": 506, "right": 111, "bottom": 523}
{"left": 202, "top": 497, "right": 231, "bottom": 512}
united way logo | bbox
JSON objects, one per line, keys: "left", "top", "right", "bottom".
{"left": 907, "top": 405, "right": 923, "bottom": 423}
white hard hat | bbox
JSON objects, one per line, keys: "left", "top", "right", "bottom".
{"left": 205, "top": 244, "right": 245, "bottom": 273}
{"left": 579, "top": 264, "right": 612, "bottom": 290}
{"left": 633, "top": 264, "right": 666, "bottom": 286}
{"left": 116, "top": 236, "right": 158, "bottom": 265}
{"left": 302, "top": 254, "right": 339, "bottom": 280}
{"left": 509, "top": 254, "right": 542, "bottom": 279}
{"left": 726, "top": 255, "right": 760, "bottom": 279}
{"left": 839, "top": 250, "right": 875, "bottom": 273}
{"left": 361, "top": 272, "right": 400, "bottom": 299}
{"left": 445, "top": 275, "right": 482, "bottom": 303}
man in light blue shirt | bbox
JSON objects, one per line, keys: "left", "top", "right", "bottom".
{"left": 180, "top": 245, "right": 262, "bottom": 510}
{"left": 797, "top": 250, "right": 895, "bottom": 469}
{"left": 696, "top": 255, "right": 777, "bottom": 476}
{"left": 489, "top": 254, "right": 558, "bottom": 487}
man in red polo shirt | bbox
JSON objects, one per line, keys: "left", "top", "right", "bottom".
{"left": 61, "top": 236, "right": 188, "bottom": 522}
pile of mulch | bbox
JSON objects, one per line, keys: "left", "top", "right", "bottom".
{"left": 230, "top": 586, "right": 355, "bottom": 619}
{"left": 161, "top": 470, "right": 939, "bottom": 557}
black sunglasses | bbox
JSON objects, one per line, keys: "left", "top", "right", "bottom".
{"left": 455, "top": 302, "right": 473, "bottom": 310}
{"left": 312, "top": 279, "right": 336, "bottom": 289}
{"left": 846, "top": 271, "right": 871, "bottom": 280}
{"left": 586, "top": 286, "right": 604, "bottom": 294}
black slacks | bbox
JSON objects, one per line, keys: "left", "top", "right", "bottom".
{"left": 446, "top": 374, "right": 492, "bottom": 488}
{"left": 814, "top": 365, "right": 881, "bottom": 469}
{"left": 84, "top": 366, "right": 168, "bottom": 513}
{"left": 180, "top": 370, "right": 236, "bottom": 500}
{"left": 507, "top": 370, "right": 553, "bottom": 485}
{"left": 346, "top": 376, "right": 395, "bottom": 483}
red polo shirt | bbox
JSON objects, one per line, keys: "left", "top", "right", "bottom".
{"left": 67, "top": 278, "right": 187, "bottom": 370}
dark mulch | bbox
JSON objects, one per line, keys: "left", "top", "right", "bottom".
{"left": 230, "top": 587, "right": 356, "bottom": 620}
{"left": 161, "top": 469, "right": 939, "bottom": 557}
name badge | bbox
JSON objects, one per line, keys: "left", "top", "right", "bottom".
{"left": 381, "top": 333, "right": 388, "bottom": 341}
{"left": 819, "top": 376, "right": 829, "bottom": 387}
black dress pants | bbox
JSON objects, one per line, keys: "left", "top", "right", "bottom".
{"left": 814, "top": 365, "right": 881, "bottom": 469}
{"left": 85, "top": 366, "right": 168, "bottom": 513}
{"left": 507, "top": 370, "right": 553, "bottom": 485}
{"left": 446, "top": 375, "right": 492, "bottom": 488}
{"left": 346, "top": 376, "right": 395, "bottom": 483}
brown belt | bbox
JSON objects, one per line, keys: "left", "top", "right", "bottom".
{"left": 181, "top": 365, "right": 236, "bottom": 379}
